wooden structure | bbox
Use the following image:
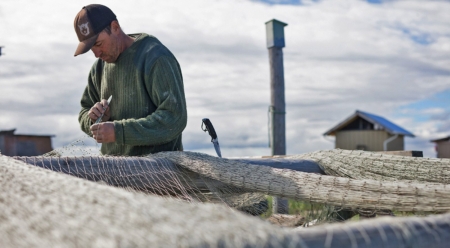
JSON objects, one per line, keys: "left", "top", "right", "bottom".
{"left": 324, "top": 110, "right": 415, "bottom": 151}
{"left": 266, "top": 19, "right": 287, "bottom": 156}
{"left": 266, "top": 19, "right": 288, "bottom": 214}
{"left": 0, "top": 129, "right": 53, "bottom": 156}
{"left": 431, "top": 136, "right": 450, "bottom": 158}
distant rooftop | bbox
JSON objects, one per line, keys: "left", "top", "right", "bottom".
{"left": 324, "top": 110, "right": 415, "bottom": 137}
{"left": 0, "top": 129, "right": 54, "bottom": 137}
{"left": 431, "top": 136, "right": 450, "bottom": 143}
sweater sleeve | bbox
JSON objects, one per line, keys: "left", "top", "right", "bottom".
{"left": 78, "top": 63, "right": 101, "bottom": 136}
{"left": 113, "top": 55, "right": 187, "bottom": 146}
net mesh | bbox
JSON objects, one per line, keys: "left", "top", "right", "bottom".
{"left": 2, "top": 142, "right": 450, "bottom": 247}
{"left": 298, "top": 149, "right": 450, "bottom": 184}
{"left": 13, "top": 148, "right": 450, "bottom": 219}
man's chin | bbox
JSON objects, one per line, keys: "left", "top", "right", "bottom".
{"left": 101, "top": 57, "right": 117, "bottom": 63}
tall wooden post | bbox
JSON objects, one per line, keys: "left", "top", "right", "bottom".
{"left": 266, "top": 19, "right": 288, "bottom": 214}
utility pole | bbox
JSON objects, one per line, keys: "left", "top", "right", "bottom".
{"left": 265, "top": 19, "right": 288, "bottom": 214}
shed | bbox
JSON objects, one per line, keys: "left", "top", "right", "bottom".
{"left": 430, "top": 136, "right": 450, "bottom": 158}
{"left": 0, "top": 129, "right": 54, "bottom": 156}
{"left": 324, "top": 110, "right": 415, "bottom": 151}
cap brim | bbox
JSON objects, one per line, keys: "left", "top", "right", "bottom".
{"left": 74, "top": 34, "right": 99, "bottom": 56}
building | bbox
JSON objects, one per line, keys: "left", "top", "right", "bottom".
{"left": 430, "top": 136, "right": 450, "bottom": 158}
{"left": 324, "top": 110, "right": 415, "bottom": 151}
{"left": 0, "top": 129, "right": 54, "bottom": 156}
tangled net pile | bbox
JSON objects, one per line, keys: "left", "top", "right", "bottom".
{"left": 2, "top": 148, "right": 450, "bottom": 247}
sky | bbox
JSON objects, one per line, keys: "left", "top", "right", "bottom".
{"left": 0, "top": 0, "right": 449, "bottom": 158}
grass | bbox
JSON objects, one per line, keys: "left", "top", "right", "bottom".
{"left": 260, "top": 196, "right": 441, "bottom": 225}
{"left": 260, "top": 196, "right": 338, "bottom": 224}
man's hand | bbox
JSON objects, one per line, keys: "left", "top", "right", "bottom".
{"left": 88, "top": 99, "right": 110, "bottom": 123}
{"left": 90, "top": 122, "right": 116, "bottom": 143}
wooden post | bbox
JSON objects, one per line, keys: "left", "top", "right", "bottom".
{"left": 266, "top": 19, "right": 288, "bottom": 214}
{"left": 266, "top": 19, "right": 287, "bottom": 156}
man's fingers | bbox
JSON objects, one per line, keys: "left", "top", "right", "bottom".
{"left": 89, "top": 122, "right": 115, "bottom": 144}
{"left": 99, "top": 100, "right": 109, "bottom": 115}
{"left": 90, "top": 123, "right": 101, "bottom": 132}
{"left": 93, "top": 135, "right": 102, "bottom": 143}
{"left": 95, "top": 102, "right": 107, "bottom": 113}
{"left": 88, "top": 101, "right": 109, "bottom": 121}
{"left": 91, "top": 124, "right": 102, "bottom": 143}
{"left": 89, "top": 105, "right": 102, "bottom": 118}
{"left": 101, "top": 99, "right": 109, "bottom": 108}
{"left": 89, "top": 111, "right": 98, "bottom": 120}
{"left": 88, "top": 99, "right": 110, "bottom": 123}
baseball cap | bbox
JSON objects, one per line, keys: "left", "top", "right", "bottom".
{"left": 73, "top": 4, "right": 117, "bottom": 56}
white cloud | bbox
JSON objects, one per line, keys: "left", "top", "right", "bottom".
{"left": 0, "top": 0, "right": 449, "bottom": 158}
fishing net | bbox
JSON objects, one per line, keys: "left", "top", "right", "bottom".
{"left": 3, "top": 133, "right": 450, "bottom": 246}
{"left": 10, "top": 142, "right": 450, "bottom": 224}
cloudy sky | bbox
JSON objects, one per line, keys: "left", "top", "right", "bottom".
{"left": 0, "top": 0, "right": 449, "bottom": 158}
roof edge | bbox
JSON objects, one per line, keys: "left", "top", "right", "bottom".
{"left": 431, "top": 136, "right": 450, "bottom": 143}
{"left": 323, "top": 111, "right": 360, "bottom": 136}
{"left": 324, "top": 110, "right": 415, "bottom": 137}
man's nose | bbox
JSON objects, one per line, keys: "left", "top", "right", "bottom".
{"left": 91, "top": 48, "right": 101, "bottom": 58}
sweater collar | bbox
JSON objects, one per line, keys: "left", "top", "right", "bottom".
{"left": 114, "top": 33, "right": 147, "bottom": 63}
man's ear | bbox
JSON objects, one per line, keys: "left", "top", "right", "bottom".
{"left": 110, "top": 20, "right": 121, "bottom": 34}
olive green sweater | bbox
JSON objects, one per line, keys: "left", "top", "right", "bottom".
{"left": 79, "top": 33, "right": 187, "bottom": 156}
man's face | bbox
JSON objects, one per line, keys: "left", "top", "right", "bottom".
{"left": 91, "top": 30, "right": 121, "bottom": 63}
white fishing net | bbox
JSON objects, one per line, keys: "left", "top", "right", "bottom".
{"left": 2, "top": 139, "right": 450, "bottom": 247}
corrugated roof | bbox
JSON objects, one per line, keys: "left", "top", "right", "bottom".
{"left": 324, "top": 110, "right": 415, "bottom": 137}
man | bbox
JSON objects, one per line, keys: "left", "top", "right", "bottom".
{"left": 74, "top": 4, "right": 187, "bottom": 156}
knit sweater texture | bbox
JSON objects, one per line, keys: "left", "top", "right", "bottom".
{"left": 79, "top": 33, "right": 187, "bottom": 156}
